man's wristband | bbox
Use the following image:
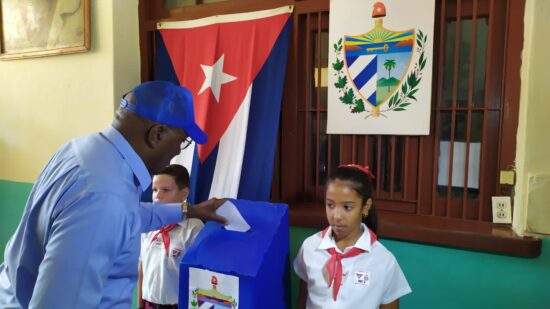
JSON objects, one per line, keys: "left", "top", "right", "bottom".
{"left": 182, "top": 201, "right": 190, "bottom": 220}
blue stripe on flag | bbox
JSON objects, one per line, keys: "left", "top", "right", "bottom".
{"left": 353, "top": 57, "right": 377, "bottom": 90}
{"left": 188, "top": 145, "right": 218, "bottom": 204}
{"left": 237, "top": 19, "right": 291, "bottom": 201}
{"left": 155, "top": 31, "right": 180, "bottom": 83}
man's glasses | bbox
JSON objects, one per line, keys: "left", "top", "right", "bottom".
{"left": 167, "top": 126, "right": 193, "bottom": 151}
{"left": 180, "top": 136, "right": 193, "bottom": 151}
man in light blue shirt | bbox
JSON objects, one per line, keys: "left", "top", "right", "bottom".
{"left": 0, "top": 81, "right": 226, "bottom": 308}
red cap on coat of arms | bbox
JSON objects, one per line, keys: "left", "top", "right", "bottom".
{"left": 372, "top": 2, "right": 386, "bottom": 18}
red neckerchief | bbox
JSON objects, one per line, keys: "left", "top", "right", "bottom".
{"left": 321, "top": 226, "right": 377, "bottom": 301}
{"left": 149, "top": 224, "right": 178, "bottom": 256}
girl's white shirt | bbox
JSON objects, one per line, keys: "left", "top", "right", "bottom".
{"left": 294, "top": 223, "right": 411, "bottom": 309}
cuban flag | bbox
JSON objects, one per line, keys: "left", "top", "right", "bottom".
{"left": 156, "top": 6, "right": 292, "bottom": 203}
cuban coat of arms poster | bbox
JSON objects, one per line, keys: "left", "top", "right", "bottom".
{"left": 328, "top": 0, "right": 436, "bottom": 135}
{"left": 188, "top": 268, "right": 239, "bottom": 308}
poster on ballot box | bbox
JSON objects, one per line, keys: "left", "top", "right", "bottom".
{"left": 188, "top": 267, "right": 239, "bottom": 309}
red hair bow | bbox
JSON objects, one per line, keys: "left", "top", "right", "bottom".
{"left": 339, "top": 164, "right": 376, "bottom": 180}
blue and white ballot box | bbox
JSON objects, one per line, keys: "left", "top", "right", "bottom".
{"left": 179, "top": 199, "right": 289, "bottom": 309}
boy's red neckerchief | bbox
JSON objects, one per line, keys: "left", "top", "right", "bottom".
{"left": 149, "top": 224, "right": 178, "bottom": 256}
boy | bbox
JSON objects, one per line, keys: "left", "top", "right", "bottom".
{"left": 138, "top": 164, "right": 204, "bottom": 309}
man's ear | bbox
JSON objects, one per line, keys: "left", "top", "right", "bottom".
{"left": 146, "top": 124, "right": 168, "bottom": 148}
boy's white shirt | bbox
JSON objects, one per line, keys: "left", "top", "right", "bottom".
{"left": 294, "top": 223, "right": 411, "bottom": 309}
{"left": 140, "top": 218, "right": 204, "bottom": 305}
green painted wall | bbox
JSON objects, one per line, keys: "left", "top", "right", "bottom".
{"left": 1, "top": 180, "right": 548, "bottom": 308}
{"left": 0, "top": 180, "right": 33, "bottom": 261}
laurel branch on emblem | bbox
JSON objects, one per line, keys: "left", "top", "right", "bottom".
{"left": 190, "top": 288, "right": 199, "bottom": 309}
{"left": 332, "top": 30, "right": 428, "bottom": 118}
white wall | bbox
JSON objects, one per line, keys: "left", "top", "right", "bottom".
{"left": 513, "top": 0, "right": 550, "bottom": 236}
{"left": 0, "top": 0, "right": 140, "bottom": 182}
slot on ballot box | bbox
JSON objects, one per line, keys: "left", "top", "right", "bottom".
{"left": 179, "top": 199, "right": 289, "bottom": 309}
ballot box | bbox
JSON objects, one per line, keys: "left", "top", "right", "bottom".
{"left": 179, "top": 199, "right": 289, "bottom": 309}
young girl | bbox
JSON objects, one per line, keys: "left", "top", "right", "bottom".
{"left": 138, "top": 164, "right": 204, "bottom": 309}
{"left": 294, "top": 164, "right": 411, "bottom": 309}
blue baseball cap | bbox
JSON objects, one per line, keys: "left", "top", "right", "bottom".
{"left": 119, "top": 81, "right": 207, "bottom": 144}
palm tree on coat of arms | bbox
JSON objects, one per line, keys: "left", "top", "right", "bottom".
{"left": 383, "top": 59, "right": 396, "bottom": 92}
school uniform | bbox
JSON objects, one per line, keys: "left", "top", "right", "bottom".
{"left": 294, "top": 223, "right": 411, "bottom": 309}
{"left": 140, "top": 218, "right": 204, "bottom": 307}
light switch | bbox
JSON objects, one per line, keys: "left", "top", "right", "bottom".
{"left": 500, "top": 170, "right": 515, "bottom": 185}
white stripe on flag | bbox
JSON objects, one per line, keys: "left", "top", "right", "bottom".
{"left": 208, "top": 85, "right": 253, "bottom": 199}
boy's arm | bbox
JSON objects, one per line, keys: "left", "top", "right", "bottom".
{"left": 298, "top": 280, "right": 308, "bottom": 309}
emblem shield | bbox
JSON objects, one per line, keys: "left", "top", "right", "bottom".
{"left": 344, "top": 24, "right": 415, "bottom": 108}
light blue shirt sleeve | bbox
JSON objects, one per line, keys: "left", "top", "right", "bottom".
{"left": 139, "top": 202, "right": 183, "bottom": 233}
{"left": 29, "top": 192, "right": 129, "bottom": 309}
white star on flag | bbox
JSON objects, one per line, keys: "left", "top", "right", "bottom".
{"left": 198, "top": 54, "right": 237, "bottom": 103}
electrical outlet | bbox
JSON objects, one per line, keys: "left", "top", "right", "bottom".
{"left": 492, "top": 196, "right": 512, "bottom": 224}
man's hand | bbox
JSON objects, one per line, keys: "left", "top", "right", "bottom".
{"left": 187, "top": 198, "right": 228, "bottom": 224}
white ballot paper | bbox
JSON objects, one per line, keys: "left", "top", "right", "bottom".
{"left": 215, "top": 200, "right": 251, "bottom": 232}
